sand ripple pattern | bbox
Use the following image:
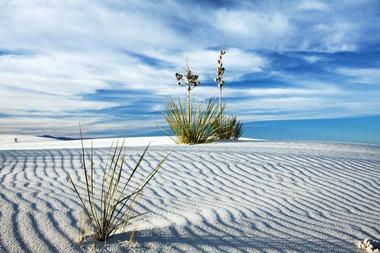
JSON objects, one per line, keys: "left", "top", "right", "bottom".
{"left": 0, "top": 141, "right": 380, "bottom": 252}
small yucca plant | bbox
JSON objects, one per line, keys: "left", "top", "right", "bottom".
{"left": 213, "top": 115, "right": 244, "bottom": 140}
{"left": 163, "top": 98, "right": 224, "bottom": 144}
{"left": 68, "top": 129, "right": 167, "bottom": 241}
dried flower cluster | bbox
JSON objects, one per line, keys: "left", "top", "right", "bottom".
{"left": 215, "top": 49, "right": 226, "bottom": 89}
{"left": 175, "top": 59, "right": 200, "bottom": 94}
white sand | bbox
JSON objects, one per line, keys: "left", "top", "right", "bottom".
{"left": 0, "top": 134, "right": 177, "bottom": 150}
{"left": 0, "top": 135, "right": 379, "bottom": 252}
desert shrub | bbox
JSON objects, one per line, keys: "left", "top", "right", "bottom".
{"left": 166, "top": 50, "right": 244, "bottom": 143}
{"left": 213, "top": 115, "right": 244, "bottom": 140}
{"left": 162, "top": 98, "right": 224, "bottom": 144}
{"left": 67, "top": 130, "right": 167, "bottom": 241}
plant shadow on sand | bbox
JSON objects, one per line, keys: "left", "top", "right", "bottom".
{"left": 99, "top": 225, "right": 355, "bottom": 253}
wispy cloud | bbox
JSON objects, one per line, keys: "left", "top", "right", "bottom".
{"left": 336, "top": 67, "right": 380, "bottom": 84}
{"left": 298, "top": 0, "right": 329, "bottom": 12}
{"left": 0, "top": 0, "right": 379, "bottom": 136}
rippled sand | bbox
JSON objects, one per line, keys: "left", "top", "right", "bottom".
{"left": 1, "top": 138, "right": 379, "bottom": 252}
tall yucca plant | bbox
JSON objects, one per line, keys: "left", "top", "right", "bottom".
{"left": 214, "top": 49, "right": 244, "bottom": 140}
{"left": 67, "top": 129, "right": 167, "bottom": 241}
{"left": 215, "top": 49, "right": 226, "bottom": 113}
{"left": 163, "top": 98, "right": 224, "bottom": 144}
{"left": 175, "top": 59, "right": 201, "bottom": 127}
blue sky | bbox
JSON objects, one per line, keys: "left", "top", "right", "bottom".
{"left": 0, "top": 0, "right": 379, "bottom": 141}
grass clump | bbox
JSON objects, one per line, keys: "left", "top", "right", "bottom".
{"left": 213, "top": 115, "right": 244, "bottom": 140}
{"left": 68, "top": 129, "right": 167, "bottom": 241}
{"left": 163, "top": 98, "right": 223, "bottom": 144}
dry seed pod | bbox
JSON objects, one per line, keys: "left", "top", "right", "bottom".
{"left": 175, "top": 59, "right": 201, "bottom": 93}
{"left": 175, "top": 73, "right": 183, "bottom": 81}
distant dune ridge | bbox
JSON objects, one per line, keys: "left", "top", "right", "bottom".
{"left": 0, "top": 135, "right": 380, "bottom": 252}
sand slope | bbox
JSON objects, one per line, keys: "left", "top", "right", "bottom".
{"left": 0, "top": 139, "right": 379, "bottom": 252}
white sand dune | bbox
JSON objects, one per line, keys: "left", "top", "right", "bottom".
{"left": 0, "top": 134, "right": 177, "bottom": 151}
{"left": 0, "top": 135, "right": 58, "bottom": 145}
{"left": 0, "top": 137, "right": 379, "bottom": 252}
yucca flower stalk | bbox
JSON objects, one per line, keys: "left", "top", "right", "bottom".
{"left": 215, "top": 49, "right": 226, "bottom": 113}
{"left": 175, "top": 58, "right": 200, "bottom": 124}
{"left": 213, "top": 49, "right": 244, "bottom": 140}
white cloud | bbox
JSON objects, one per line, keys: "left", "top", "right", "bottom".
{"left": 213, "top": 9, "right": 292, "bottom": 47}
{"left": 147, "top": 48, "right": 266, "bottom": 82}
{"left": 303, "top": 55, "right": 322, "bottom": 63}
{"left": 0, "top": 0, "right": 379, "bottom": 135}
{"left": 336, "top": 67, "right": 380, "bottom": 84}
{"left": 0, "top": 50, "right": 174, "bottom": 114}
{"left": 0, "top": 116, "right": 165, "bottom": 137}
{"left": 0, "top": 85, "right": 115, "bottom": 114}
{"left": 312, "top": 22, "right": 358, "bottom": 52}
{"left": 226, "top": 92, "right": 380, "bottom": 122}
{"left": 298, "top": 1, "right": 329, "bottom": 12}
{"left": 0, "top": 0, "right": 182, "bottom": 52}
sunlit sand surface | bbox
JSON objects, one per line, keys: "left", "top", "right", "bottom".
{"left": 1, "top": 136, "right": 379, "bottom": 252}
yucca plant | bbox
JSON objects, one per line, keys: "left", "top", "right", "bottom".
{"left": 67, "top": 129, "right": 167, "bottom": 241}
{"left": 213, "top": 115, "right": 244, "bottom": 140}
{"left": 163, "top": 98, "right": 224, "bottom": 144}
{"left": 164, "top": 51, "right": 244, "bottom": 143}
